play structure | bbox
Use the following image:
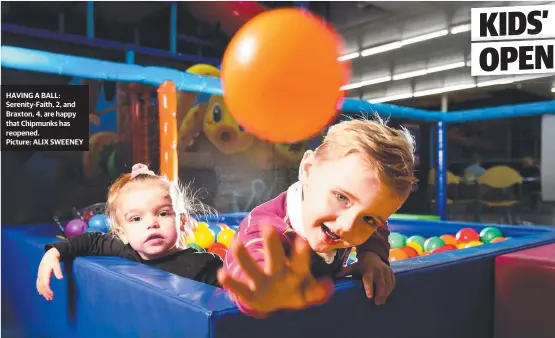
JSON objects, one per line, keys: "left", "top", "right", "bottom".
{"left": 3, "top": 44, "right": 555, "bottom": 338}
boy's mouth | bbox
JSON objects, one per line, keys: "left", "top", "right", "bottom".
{"left": 321, "top": 223, "right": 341, "bottom": 244}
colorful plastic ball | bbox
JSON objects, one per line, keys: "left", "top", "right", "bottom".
{"left": 194, "top": 227, "right": 216, "bottom": 249}
{"left": 490, "top": 237, "right": 508, "bottom": 243}
{"left": 221, "top": 8, "right": 349, "bottom": 143}
{"left": 400, "top": 246, "right": 419, "bottom": 258}
{"left": 188, "top": 243, "right": 205, "bottom": 252}
{"left": 431, "top": 244, "right": 457, "bottom": 254}
{"left": 406, "top": 235, "right": 426, "bottom": 249}
{"left": 464, "top": 240, "right": 484, "bottom": 249}
{"left": 440, "top": 234, "right": 457, "bottom": 246}
{"left": 86, "top": 214, "right": 110, "bottom": 233}
{"left": 406, "top": 241, "right": 424, "bottom": 255}
{"left": 479, "top": 227, "right": 504, "bottom": 243}
{"left": 389, "top": 248, "right": 409, "bottom": 262}
{"left": 388, "top": 232, "right": 407, "bottom": 249}
{"left": 424, "top": 236, "right": 445, "bottom": 252}
{"left": 216, "top": 224, "right": 236, "bottom": 248}
{"left": 65, "top": 218, "right": 88, "bottom": 237}
{"left": 456, "top": 228, "right": 480, "bottom": 243}
{"left": 208, "top": 243, "right": 228, "bottom": 260}
{"left": 197, "top": 221, "right": 210, "bottom": 230}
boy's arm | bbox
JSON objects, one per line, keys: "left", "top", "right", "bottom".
{"left": 45, "top": 232, "right": 139, "bottom": 261}
{"left": 355, "top": 225, "right": 391, "bottom": 265}
{"left": 223, "top": 213, "right": 291, "bottom": 317}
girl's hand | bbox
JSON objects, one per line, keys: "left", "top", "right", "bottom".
{"left": 36, "top": 248, "right": 64, "bottom": 301}
{"left": 218, "top": 224, "right": 335, "bottom": 316}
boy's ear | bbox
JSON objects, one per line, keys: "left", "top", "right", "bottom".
{"left": 299, "top": 150, "right": 315, "bottom": 184}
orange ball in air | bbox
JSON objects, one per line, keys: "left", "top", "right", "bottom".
{"left": 221, "top": 8, "right": 350, "bottom": 143}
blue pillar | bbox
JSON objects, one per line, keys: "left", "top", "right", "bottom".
{"left": 436, "top": 121, "right": 447, "bottom": 221}
{"left": 87, "top": 1, "right": 95, "bottom": 38}
{"left": 125, "top": 50, "right": 135, "bottom": 64}
{"left": 170, "top": 3, "right": 177, "bottom": 53}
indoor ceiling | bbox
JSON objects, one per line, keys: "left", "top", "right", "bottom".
{"left": 330, "top": 1, "right": 555, "bottom": 108}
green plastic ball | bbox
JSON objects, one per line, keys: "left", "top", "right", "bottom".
{"left": 389, "top": 232, "right": 407, "bottom": 249}
{"left": 480, "top": 227, "right": 504, "bottom": 243}
{"left": 187, "top": 243, "right": 205, "bottom": 252}
{"left": 406, "top": 235, "right": 426, "bottom": 249}
{"left": 424, "top": 236, "right": 445, "bottom": 252}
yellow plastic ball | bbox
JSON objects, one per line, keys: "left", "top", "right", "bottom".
{"left": 464, "top": 241, "right": 484, "bottom": 249}
{"left": 406, "top": 241, "right": 423, "bottom": 255}
{"left": 197, "top": 222, "right": 209, "bottom": 229}
{"left": 217, "top": 228, "right": 236, "bottom": 248}
{"left": 194, "top": 228, "right": 215, "bottom": 249}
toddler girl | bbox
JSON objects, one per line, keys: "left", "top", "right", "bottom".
{"left": 218, "top": 118, "right": 417, "bottom": 317}
{"left": 36, "top": 164, "right": 222, "bottom": 301}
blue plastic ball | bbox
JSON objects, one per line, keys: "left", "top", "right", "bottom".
{"left": 86, "top": 214, "right": 110, "bottom": 233}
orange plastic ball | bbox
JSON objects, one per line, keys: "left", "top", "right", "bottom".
{"left": 389, "top": 248, "right": 409, "bottom": 262}
{"left": 221, "top": 8, "right": 349, "bottom": 143}
{"left": 490, "top": 237, "right": 507, "bottom": 243}
{"left": 440, "top": 234, "right": 457, "bottom": 246}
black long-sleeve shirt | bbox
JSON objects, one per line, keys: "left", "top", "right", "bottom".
{"left": 45, "top": 232, "right": 223, "bottom": 287}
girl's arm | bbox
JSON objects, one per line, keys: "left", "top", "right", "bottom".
{"left": 45, "top": 232, "right": 140, "bottom": 261}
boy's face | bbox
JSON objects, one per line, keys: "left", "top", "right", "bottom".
{"left": 299, "top": 151, "right": 407, "bottom": 253}
{"left": 115, "top": 180, "right": 182, "bottom": 260}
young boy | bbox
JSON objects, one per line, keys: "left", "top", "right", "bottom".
{"left": 218, "top": 118, "right": 417, "bottom": 317}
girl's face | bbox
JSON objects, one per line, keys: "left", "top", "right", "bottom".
{"left": 114, "top": 179, "right": 182, "bottom": 260}
{"left": 299, "top": 151, "right": 407, "bottom": 253}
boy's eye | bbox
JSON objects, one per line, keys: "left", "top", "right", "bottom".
{"left": 363, "top": 216, "right": 377, "bottom": 227}
{"left": 335, "top": 193, "right": 349, "bottom": 205}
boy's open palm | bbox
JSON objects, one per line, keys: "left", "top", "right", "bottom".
{"left": 36, "top": 248, "right": 64, "bottom": 301}
{"left": 218, "top": 224, "right": 334, "bottom": 316}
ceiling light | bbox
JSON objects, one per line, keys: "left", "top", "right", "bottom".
{"left": 340, "top": 76, "right": 392, "bottom": 90}
{"left": 477, "top": 78, "right": 515, "bottom": 87}
{"left": 393, "top": 69, "right": 428, "bottom": 80}
{"left": 413, "top": 83, "right": 476, "bottom": 97}
{"left": 427, "top": 61, "right": 466, "bottom": 74}
{"left": 338, "top": 52, "right": 360, "bottom": 62}
{"left": 451, "top": 24, "right": 471, "bottom": 34}
{"left": 361, "top": 41, "right": 402, "bottom": 57}
{"left": 368, "top": 92, "right": 414, "bottom": 103}
{"left": 401, "top": 30, "right": 448, "bottom": 46}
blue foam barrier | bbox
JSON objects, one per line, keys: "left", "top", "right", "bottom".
{"left": 3, "top": 216, "right": 555, "bottom": 338}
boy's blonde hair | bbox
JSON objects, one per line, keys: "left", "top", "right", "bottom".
{"left": 314, "top": 118, "right": 417, "bottom": 197}
{"left": 105, "top": 173, "right": 212, "bottom": 249}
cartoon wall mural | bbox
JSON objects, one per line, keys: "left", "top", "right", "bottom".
{"left": 176, "top": 64, "right": 317, "bottom": 212}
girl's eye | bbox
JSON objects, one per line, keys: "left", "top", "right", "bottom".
{"left": 159, "top": 210, "right": 172, "bottom": 217}
{"left": 363, "top": 216, "right": 377, "bottom": 227}
{"left": 335, "top": 193, "right": 349, "bottom": 205}
{"left": 130, "top": 216, "right": 141, "bottom": 222}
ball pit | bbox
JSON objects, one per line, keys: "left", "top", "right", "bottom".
{"left": 387, "top": 227, "right": 507, "bottom": 262}
{"left": 187, "top": 221, "right": 236, "bottom": 259}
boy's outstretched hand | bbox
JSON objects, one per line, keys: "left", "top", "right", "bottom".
{"left": 36, "top": 248, "right": 64, "bottom": 301}
{"left": 217, "top": 224, "right": 335, "bottom": 317}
